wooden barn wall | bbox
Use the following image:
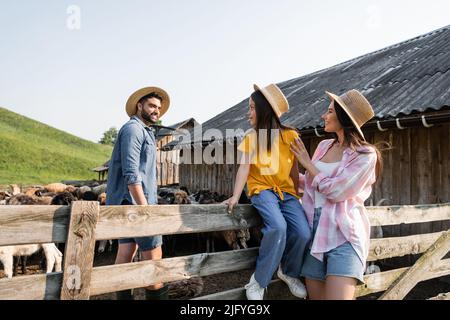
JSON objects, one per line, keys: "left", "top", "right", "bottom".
{"left": 179, "top": 122, "right": 449, "bottom": 205}
{"left": 178, "top": 122, "right": 449, "bottom": 265}
{"left": 157, "top": 135, "right": 180, "bottom": 186}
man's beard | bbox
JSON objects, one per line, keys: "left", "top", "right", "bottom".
{"left": 141, "top": 110, "right": 158, "bottom": 124}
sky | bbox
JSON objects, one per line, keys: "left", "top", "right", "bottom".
{"left": 1, "top": 0, "right": 449, "bottom": 143}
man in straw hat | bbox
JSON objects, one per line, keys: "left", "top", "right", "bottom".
{"left": 106, "top": 86, "right": 170, "bottom": 300}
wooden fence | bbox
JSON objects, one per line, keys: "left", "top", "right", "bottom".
{"left": 0, "top": 202, "right": 449, "bottom": 300}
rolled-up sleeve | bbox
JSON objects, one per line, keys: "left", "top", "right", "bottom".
{"left": 120, "top": 124, "right": 144, "bottom": 186}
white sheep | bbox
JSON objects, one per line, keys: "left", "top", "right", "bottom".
{"left": 0, "top": 243, "right": 63, "bottom": 279}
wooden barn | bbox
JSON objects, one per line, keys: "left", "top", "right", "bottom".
{"left": 155, "top": 118, "right": 198, "bottom": 186}
{"left": 162, "top": 26, "right": 450, "bottom": 242}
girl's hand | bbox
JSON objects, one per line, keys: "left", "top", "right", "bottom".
{"left": 290, "top": 137, "right": 311, "bottom": 168}
{"left": 222, "top": 196, "right": 239, "bottom": 214}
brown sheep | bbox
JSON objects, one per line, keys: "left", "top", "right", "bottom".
{"left": 43, "top": 183, "right": 68, "bottom": 194}
{"left": 98, "top": 192, "right": 106, "bottom": 205}
{"left": 168, "top": 277, "right": 204, "bottom": 299}
{"left": 25, "top": 187, "right": 44, "bottom": 197}
{"left": 6, "top": 194, "right": 52, "bottom": 205}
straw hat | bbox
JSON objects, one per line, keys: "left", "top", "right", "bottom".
{"left": 126, "top": 86, "right": 170, "bottom": 117}
{"left": 325, "top": 89, "right": 374, "bottom": 140}
{"left": 253, "top": 84, "right": 289, "bottom": 119}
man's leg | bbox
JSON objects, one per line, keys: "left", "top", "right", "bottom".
{"left": 115, "top": 242, "right": 138, "bottom": 264}
{"left": 136, "top": 236, "right": 168, "bottom": 299}
{"left": 141, "top": 246, "right": 163, "bottom": 290}
{"left": 114, "top": 241, "right": 138, "bottom": 299}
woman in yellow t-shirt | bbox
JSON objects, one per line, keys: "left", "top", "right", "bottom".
{"left": 223, "top": 84, "right": 311, "bottom": 300}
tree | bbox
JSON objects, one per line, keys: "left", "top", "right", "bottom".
{"left": 99, "top": 127, "right": 118, "bottom": 145}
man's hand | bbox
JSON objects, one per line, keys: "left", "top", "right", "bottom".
{"left": 128, "top": 184, "right": 148, "bottom": 205}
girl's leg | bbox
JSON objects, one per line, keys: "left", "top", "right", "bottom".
{"left": 250, "top": 190, "right": 287, "bottom": 288}
{"left": 279, "top": 194, "right": 311, "bottom": 277}
{"left": 305, "top": 278, "right": 326, "bottom": 300}
{"left": 325, "top": 276, "right": 357, "bottom": 300}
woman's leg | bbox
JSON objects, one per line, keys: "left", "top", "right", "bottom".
{"left": 250, "top": 190, "right": 287, "bottom": 288}
{"left": 279, "top": 194, "right": 311, "bottom": 277}
{"left": 325, "top": 276, "right": 357, "bottom": 300}
{"left": 305, "top": 278, "right": 326, "bottom": 300}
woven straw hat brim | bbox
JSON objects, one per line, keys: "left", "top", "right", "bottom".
{"left": 126, "top": 87, "right": 170, "bottom": 118}
{"left": 325, "top": 91, "right": 366, "bottom": 140}
{"left": 253, "top": 84, "right": 289, "bottom": 119}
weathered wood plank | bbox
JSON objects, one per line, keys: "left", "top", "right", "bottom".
{"left": 60, "top": 201, "right": 99, "bottom": 300}
{"left": 358, "top": 258, "right": 450, "bottom": 297}
{"left": 380, "top": 229, "right": 450, "bottom": 300}
{"left": 95, "top": 204, "right": 261, "bottom": 240}
{"left": 195, "top": 258, "right": 450, "bottom": 300}
{"left": 193, "top": 279, "right": 297, "bottom": 300}
{"left": 0, "top": 248, "right": 257, "bottom": 300}
{"left": 0, "top": 206, "right": 70, "bottom": 245}
{"left": 1, "top": 203, "right": 449, "bottom": 246}
{"left": 367, "top": 203, "right": 450, "bottom": 226}
{"left": 0, "top": 273, "right": 62, "bottom": 300}
{"left": 1, "top": 251, "right": 449, "bottom": 300}
{"left": 368, "top": 231, "right": 445, "bottom": 261}
{"left": 89, "top": 247, "right": 258, "bottom": 296}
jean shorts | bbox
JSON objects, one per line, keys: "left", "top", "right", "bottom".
{"left": 118, "top": 236, "right": 162, "bottom": 251}
{"left": 301, "top": 208, "right": 365, "bottom": 285}
{"left": 117, "top": 199, "right": 162, "bottom": 251}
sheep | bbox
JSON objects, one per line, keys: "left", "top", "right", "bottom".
{"left": 51, "top": 192, "right": 76, "bottom": 205}
{"left": 42, "top": 183, "right": 68, "bottom": 194}
{"left": 76, "top": 186, "right": 92, "bottom": 199}
{"left": 25, "top": 187, "right": 44, "bottom": 197}
{"left": 6, "top": 194, "right": 52, "bottom": 205}
{"left": 168, "top": 277, "right": 204, "bottom": 299}
{"left": 0, "top": 191, "right": 12, "bottom": 200}
{"left": 97, "top": 239, "right": 114, "bottom": 253}
{"left": 98, "top": 192, "right": 106, "bottom": 205}
{"left": 158, "top": 188, "right": 191, "bottom": 205}
{"left": 0, "top": 243, "right": 62, "bottom": 279}
{"left": 81, "top": 191, "right": 98, "bottom": 201}
{"left": 91, "top": 184, "right": 107, "bottom": 196}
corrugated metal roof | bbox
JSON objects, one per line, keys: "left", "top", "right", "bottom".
{"left": 166, "top": 25, "right": 450, "bottom": 149}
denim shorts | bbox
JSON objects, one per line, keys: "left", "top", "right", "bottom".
{"left": 118, "top": 236, "right": 162, "bottom": 251}
{"left": 301, "top": 208, "right": 365, "bottom": 285}
{"left": 117, "top": 199, "right": 162, "bottom": 251}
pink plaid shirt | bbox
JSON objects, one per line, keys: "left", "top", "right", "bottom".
{"left": 299, "top": 139, "right": 377, "bottom": 264}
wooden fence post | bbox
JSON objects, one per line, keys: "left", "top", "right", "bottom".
{"left": 379, "top": 228, "right": 450, "bottom": 300}
{"left": 60, "top": 201, "right": 100, "bottom": 300}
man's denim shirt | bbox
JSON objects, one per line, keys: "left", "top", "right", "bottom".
{"left": 106, "top": 116, "right": 158, "bottom": 205}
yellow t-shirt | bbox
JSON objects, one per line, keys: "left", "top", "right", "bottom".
{"left": 238, "top": 128, "right": 300, "bottom": 200}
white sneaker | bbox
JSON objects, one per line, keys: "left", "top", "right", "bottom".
{"left": 277, "top": 266, "right": 307, "bottom": 298}
{"left": 244, "top": 273, "right": 265, "bottom": 300}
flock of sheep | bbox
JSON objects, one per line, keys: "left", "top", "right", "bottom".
{"left": 0, "top": 183, "right": 258, "bottom": 282}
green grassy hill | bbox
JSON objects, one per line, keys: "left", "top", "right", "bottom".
{"left": 0, "top": 107, "right": 113, "bottom": 185}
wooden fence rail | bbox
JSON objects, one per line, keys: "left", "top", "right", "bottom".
{"left": 0, "top": 202, "right": 449, "bottom": 300}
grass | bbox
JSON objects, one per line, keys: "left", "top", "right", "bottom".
{"left": 0, "top": 107, "right": 113, "bottom": 185}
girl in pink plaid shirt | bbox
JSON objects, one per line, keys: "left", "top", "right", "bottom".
{"left": 290, "top": 89, "right": 383, "bottom": 300}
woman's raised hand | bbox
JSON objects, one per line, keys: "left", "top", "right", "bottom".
{"left": 290, "top": 137, "right": 311, "bottom": 167}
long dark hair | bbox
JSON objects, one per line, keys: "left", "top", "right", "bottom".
{"left": 333, "top": 101, "right": 384, "bottom": 182}
{"left": 250, "top": 90, "right": 294, "bottom": 153}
